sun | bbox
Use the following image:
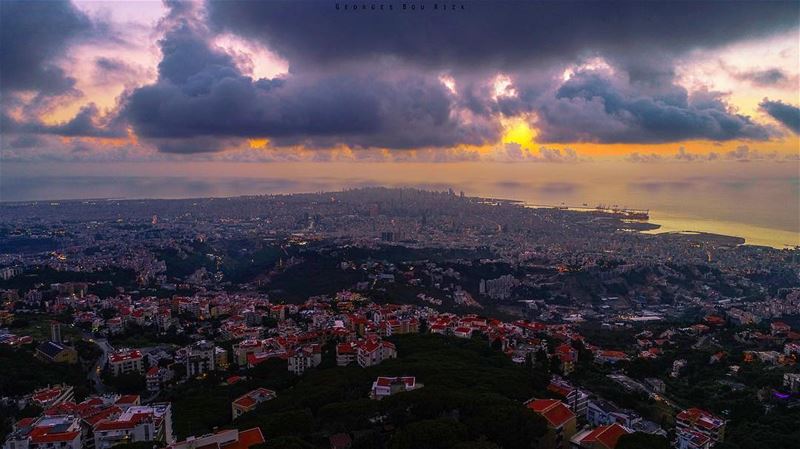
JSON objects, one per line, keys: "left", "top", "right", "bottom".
{"left": 501, "top": 118, "right": 536, "bottom": 147}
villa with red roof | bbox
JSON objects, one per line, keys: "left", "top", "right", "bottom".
{"left": 525, "top": 399, "right": 576, "bottom": 449}
{"left": 335, "top": 336, "right": 397, "bottom": 368}
{"left": 168, "top": 427, "right": 265, "bottom": 449}
{"left": 335, "top": 341, "right": 357, "bottom": 366}
{"left": 108, "top": 348, "right": 144, "bottom": 376}
{"left": 571, "top": 423, "right": 632, "bottom": 449}
{"left": 370, "top": 376, "right": 422, "bottom": 400}
{"left": 146, "top": 366, "right": 173, "bottom": 392}
{"left": 92, "top": 402, "right": 174, "bottom": 449}
{"left": 30, "top": 385, "right": 75, "bottom": 409}
{"left": 771, "top": 321, "right": 791, "bottom": 336}
{"left": 675, "top": 408, "right": 725, "bottom": 447}
{"left": 453, "top": 326, "right": 474, "bottom": 338}
{"left": 547, "top": 377, "right": 589, "bottom": 417}
{"left": 288, "top": 344, "right": 323, "bottom": 375}
{"left": 231, "top": 388, "right": 277, "bottom": 420}
{"left": 593, "top": 350, "right": 629, "bottom": 364}
{"left": 676, "top": 429, "right": 713, "bottom": 449}
{"left": 358, "top": 337, "right": 396, "bottom": 367}
{"left": 3, "top": 415, "right": 83, "bottom": 449}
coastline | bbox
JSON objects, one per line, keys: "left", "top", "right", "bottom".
{"left": 643, "top": 212, "right": 799, "bottom": 250}
{"left": 522, "top": 202, "right": 799, "bottom": 250}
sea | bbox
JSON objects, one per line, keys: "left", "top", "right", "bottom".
{"left": 2, "top": 161, "right": 798, "bottom": 248}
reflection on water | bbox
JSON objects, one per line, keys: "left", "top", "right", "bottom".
{"left": 644, "top": 212, "right": 800, "bottom": 249}
{"left": 2, "top": 161, "right": 798, "bottom": 249}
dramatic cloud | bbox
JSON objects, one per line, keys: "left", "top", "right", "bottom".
{"left": 2, "top": 104, "right": 125, "bottom": 138}
{"left": 93, "top": 57, "right": 150, "bottom": 86}
{"left": 121, "top": 6, "right": 500, "bottom": 152}
{"left": 1, "top": 0, "right": 797, "bottom": 160}
{"left": 626, "top": 152, "right": 664, "bottom": 163}
{"left": 208, "top": 1, "right": 799, "bottom": 72}
{"left": 534, "top": 71, "right": 772, "bottom": 143}
{"left": 735, "top": 68, "right": 796, "bottom": 88}
{"left": 490, "top": 143, "right": 582, "bottom": 163}
{"left": 0, "top": 0, "right": 94, "bottom": 95}
{"left": 675, "top": 146, "right": 719, "bottom": 162}
{"left": 623, "top": 146, "right": 793, "bottom": 163}
{"left": 724, "top": 144, "right": 779, "bottom": 162}
{"left": 760, "top": 99, "right": 800, "bottom": 133}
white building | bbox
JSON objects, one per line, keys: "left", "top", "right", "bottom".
{"left": 288, "top": 344, "right": 322, "bottom": 375}
{"left": 784, "top": 372, "right": 800, "bottom": 392}
{"left": 370, "top": 376, "right": 421, "bottom": 400}
{"left": 93, "top": 403, "right": 174, "bottom": 449}
{"left": 180, "top": 340, "right": 225, "bottom": 377}
{"left": 3, "top": 415, "right": 83, "bottom": 449}
{"left": 675, "top": 408, "right": 725, "bottom": 448}
{"left": 108, "top": 349, "right": 144, "bottom": 376}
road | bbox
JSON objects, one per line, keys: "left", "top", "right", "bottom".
{"left": 83, "top": 332, "right": 113, "bottom": 395}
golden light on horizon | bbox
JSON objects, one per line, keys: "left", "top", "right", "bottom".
{"left": 501, "top": 117, "right": 536, "bottom": 147}
{"left": 248, "top": 139, "right": 269, "bottom": 149}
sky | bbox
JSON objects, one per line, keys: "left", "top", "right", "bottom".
{"left": 0, "top": 0, "right": 798, "bottom": 161}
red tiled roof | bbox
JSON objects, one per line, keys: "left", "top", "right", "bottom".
{"left": 543, "top": 404, "right": 574, "bottom": 428}
{"left": 527, "top": 398, "right": 558, "bottom": 413}
{"left": 679, "top": 429, "right": 711, "bottom": 446}
{"left": 330, "top": 433, "right": 352, "bottom": 449}
{"left": 547, "top": 383, "right": 572, "bottom": 397}
{"left": 526, "top": 399, "right": 575, "bottom": 428}
{"left": 375, "top": 376, "right": 415, "bottom": 388}
{"left": 29, "top": 426, "right": 80, "bottom": 444}
{"left": 16, "top": 417, "right": 35, "bottom": 428}
{"left": 580, "top": 424, "right": 630, "bottom": 449}
{"left": 32, "top": 388, "right": 63, "bottom": 403}
{"left": 83, "top": 406, "right": 122, "bottom": 426}
{"left": 337, "top": 343, "right": 356, "bottom": 354}
{"left": 94, "top": 411, "right": 151, "bottom": 431}
{"left": 677, "top": 408, "right": 723, "bottom": 430}
{"left": 220, "top": 427, "right": 265, "bottom": 449}
{"left": 109, "top": 349, "right": 143, "bottom": 363}
{"left": 233, "top": 396, "right": 256, "bottom": 408}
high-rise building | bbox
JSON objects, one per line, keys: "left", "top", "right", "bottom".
{"left": 50, "top": 321, "right": 62, "bottom": 344}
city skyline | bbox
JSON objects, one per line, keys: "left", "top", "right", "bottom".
{"left": 1, "top": 1, "right": 799, "bottom": 246}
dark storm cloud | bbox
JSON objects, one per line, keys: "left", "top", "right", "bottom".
{"left": 0, "top": 0, "right": 93, "bottom": 95}
{"left": 157, "top": 22, "right": 238, "bottom": 84}
{"left": 93, "top": 57, "right": 151, "bottom": 86}
{"left": 201, "top": 0, "right": 788, "bottom": 148}
{"left": 5, "top": 135, "right": 45, "bottom": 149}
{"left": 760, "top": 99, "right": 800, "bottom": 133}
{"left": 737, "top": 68, "right": 791, "bottom": 87}
{"left": 122, "top": 15, "right": 500, "bottom": 152}
{"left": 95, "top": 57, "right": 129, "bottom": 73}
{"left": 207, "top": 0, "right": 798, "bottom": 72}
{"left": 534, "top": 72, "right": 772, "bottom": 143}
{"left": 126, "top": 67, "right": 499, "bottom": 151}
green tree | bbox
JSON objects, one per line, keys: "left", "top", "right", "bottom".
{"left": 389, "top": 418, "right": 468, "bottom": 449}
{"left": 261, "top": 409, "right": 314, "bottom": 437}
{"left": 616, "top": 432, "right": 669, "bottom": 449}
{"left": 453, "top": 441, "right": 501, "bottom": 449}
{"left": 252, "top": 436, "right": 314, "bottom": 449}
